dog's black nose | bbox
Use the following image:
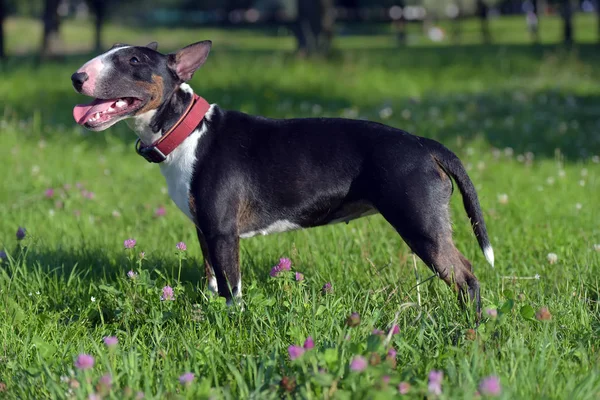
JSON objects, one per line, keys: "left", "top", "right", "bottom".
{"left": 71, "top": 72, "right": 89, "bottom": 91}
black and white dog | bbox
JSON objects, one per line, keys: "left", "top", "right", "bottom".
{"left": 71, "top": 41, "right": 493, "bottom": 313}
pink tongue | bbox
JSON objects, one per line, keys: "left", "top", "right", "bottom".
{"left": 73, "top": 98, "right": 115, "bottom": 125}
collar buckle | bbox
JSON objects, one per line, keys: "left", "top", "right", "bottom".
{"left": 135, "top": 139, "right": 167, "bottom": 163}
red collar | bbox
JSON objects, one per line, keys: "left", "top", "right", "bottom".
{"left": 135, "top": 94, "right": 210, "bottom": 163}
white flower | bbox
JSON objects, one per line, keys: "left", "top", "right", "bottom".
{"left": 547, "top": 253, "right": 558, "bottom": 264}
{"left": 593, "top": 244, "right": 600, "bottom": 252}
{"left": 581, "top": 168, "right": 588, "bottom": 177}
{"left": 546, "top": 177, "right": 555, "bottom": 185}
{"left": 558, "top": 170, "right": 566, "bottom": 178}
{"left": 497, "top": 194, "right": 509, "bottom": 205}
{"left": 36, "top": 291, "right": 40, "bottom": 295}
{"left": 91, "top": 296, "right": 96, "bottom": 302}
{"left": 401, "top": 109, "right": 411, "bottom": 120}
{"left": 579, "top": 180, "right": 585, "bottom": 187}
{"left": 575, "top": 203, "right": 582, "bottom": 210}
{"left": 379, "top": 107, "right": 393, "bottom": 120}
{"left": 534, "top": 274, "right": 540, "bottom": 280}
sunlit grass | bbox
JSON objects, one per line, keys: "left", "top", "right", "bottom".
{"left": 0, "top": 18, "right": 599, "bottom": 399}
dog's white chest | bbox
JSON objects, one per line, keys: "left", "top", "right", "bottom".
{"left": 159, "top": 130, "right": 201, "bottom": 222}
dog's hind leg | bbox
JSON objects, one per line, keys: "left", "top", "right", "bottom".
{"left": 368, "top": 167, "right": 481, "bottom": 316}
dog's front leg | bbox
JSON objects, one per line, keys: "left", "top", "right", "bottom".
{"left": 203, "top": 233, "right": 241, "bottom": 306}
{"left": 196, "top": 228, "right": 218, "bottom": 295}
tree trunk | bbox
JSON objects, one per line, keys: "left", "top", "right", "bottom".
{"left": 476, "top": 0, "right": 491, "bottom": 44}
{"left": 561, "top": 0, "right": 573, "bottom": 45}
{"left": 0, "top": 0, "right": 5, "bottom": 60}
{"left": 294, "top": 0, "right": 335, "bottom": 56}
{"left": 597, "top": 0, "right": 600, "bottom": 44}
{"left": 41, "top": 0, "right": 61, "bottom": 58}
{"left": 90, "top": 0, "right": 107, "bottom": 52}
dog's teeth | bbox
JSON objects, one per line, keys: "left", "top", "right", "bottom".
{"left": 108, "top": 106, "right": 115, "bottom": 112}
{"left": 116, "top": 100, "right": 127, "bottom": 108}
{"left": 94, "top": 112, "right": 101, "bottom": 119}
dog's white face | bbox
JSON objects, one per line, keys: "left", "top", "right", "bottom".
{"left": 71, "top": 41, "right": 211, "bottom": 132}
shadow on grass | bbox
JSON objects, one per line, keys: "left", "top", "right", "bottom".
{"left": 1, "top": 43, "right": 599, "bottom": 161}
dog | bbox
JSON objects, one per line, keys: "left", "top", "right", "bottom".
{"left": 71, "top": 40, "right": 493, "bottom": 313}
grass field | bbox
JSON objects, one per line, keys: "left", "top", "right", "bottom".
{"left": 1, "top": 16, "right": 600, "bottom": 399}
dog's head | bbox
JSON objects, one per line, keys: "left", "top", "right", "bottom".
{"left": 71, "top": 41, "right": 211, "bottom": 131}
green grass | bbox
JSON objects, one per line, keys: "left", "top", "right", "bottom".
{"left": 1, "top": 17, "right": 600, "bottom": 399}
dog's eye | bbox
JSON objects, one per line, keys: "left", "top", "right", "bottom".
{"left": 129, "top": 57, "right": 140, "bottom": 65}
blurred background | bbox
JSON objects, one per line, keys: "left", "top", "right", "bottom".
{"left": 0, "top": 0, "right": 598, "bottom": 59}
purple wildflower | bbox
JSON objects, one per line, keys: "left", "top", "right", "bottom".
{"left": 398, "top": 382, "right": 411, "bottom": 395}
{"left": 350, "top": 356, "right": 368, "bottom": 372}
{"left": 372, "top": 328, "right": 384, "bottom": 336}
{"left": 88, "top": 394, "right": 100, "bottom": 400}
{"left": 295, "top": 272, "right": 304, "bottom": 281}
{"left": 322, "top": 282, "right": 333, "bottom": 294}
{"left": 124, "top": 238, "right": 136, "bottom": 249}
{"left": 485, "top": 308, "right": 498, "bottom": 319}
{"left": 288, "top": 345, "right": 305, "bottom": 360}
{"left": 176, "top": 242, "right": 187, "bottom": 251}
{"left": 161, "top": 285, "right": 174, "bottom": 301}
{"left": 154, "top": 206, "right": 166, "bottom": 217}
{"left": 135, "top": 392, "right": 145, "bottom": 399}
{"left": 74, "top": 353, "right": 95, "bottom": 370}
{"left": 387, "top": 347, "right": 397, "bottom": 359}
{"left": 269, "top": 265, "right": 281, "bottom": 277}
{"left": 45, "top": 188, "right": 54, "bottom": 198}
{"left": 127, "top": 270, "right": 138, "bottom": 279}
{"left": 479, "top": 376, "right": 501, "bottom": 396}
{"left": 103, "top": 336, "right": 118, "bottom": 347}
{"left": 391, "top": 324, "right": 400, "bottom": 335}
{"left": 16, "top": 227, "right": 26, "bottom": 240}
{"left": 346, "top": 312, "right": 360, "bottom": 327}
{"left": 303, "top": 336, "right": 314, "bottom": 350}
{"left": 0, "top": 250, "right": 6, "bottom": 261}
{"left": 428, "top": 370, "right": 443, "bottom": 396}
{"left": 179, "top": 372, "right": 195, "bottom": 385}
{"left": 278, "top": 258, "right": 291, "bottom": 271}
{"left": 382, "top": 375, "right": 391, "bottom": 385}
{"left": 270, "top": 258, "right": 291, "bottom": 277}
{"left": 98, "top": 373, "right": 112, "bottom": 388}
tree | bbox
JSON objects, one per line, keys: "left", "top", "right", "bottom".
{"left": 0, "top": 0, "right": 5, "bottom": 59}
{"left": 87, "top": 0, "right": 108, "bottom": 51}
{"left": 561, "top": 0, "right": 573, "bottom": 45}
{"left": 294, "top": 0, "right": 335, "bottom": 56}
{"left": 597, "top": 0, "right": 600, "bottom": 44}
{"left": 476, "top": 0, "right": 491, "bottom": 43}
{"left": 40, "top": 0, "right": 60, "bottom": 57}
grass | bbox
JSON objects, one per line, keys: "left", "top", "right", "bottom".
{"left": 1, "top": 17, "right": 600, "bottom": 399}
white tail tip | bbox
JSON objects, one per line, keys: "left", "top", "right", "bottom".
{"left": 484, "top": 245, "right": 495, "bottom": 268}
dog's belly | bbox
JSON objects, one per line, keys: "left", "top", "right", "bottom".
{"left": 322, "top": 201, "right": 378, "bottom": 225}
{"left": 238, "top": 201, "right": 377, "bottom": 239}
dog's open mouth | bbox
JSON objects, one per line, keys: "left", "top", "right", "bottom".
{"left": 73, "top": 97, "right": 143, "bottom": 128}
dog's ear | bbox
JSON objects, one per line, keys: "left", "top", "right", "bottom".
{"left": 167, "top": 40, "right": 212, "bottom": 82}
{"left": 146, "top": 42, "right": 158, "bottom": 51}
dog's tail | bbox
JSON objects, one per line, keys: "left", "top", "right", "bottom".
{"left": 427, "top": 139, "right": 494, "bottom": 267}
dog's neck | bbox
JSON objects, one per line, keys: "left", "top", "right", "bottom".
{"left": 126, "top": 83, "right": 195, "bottom": 146}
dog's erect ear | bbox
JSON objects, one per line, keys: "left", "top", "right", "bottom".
{"left": 167, "top": 40, "right": 212, "bottom": 82}
{"left": 146, "top": 42, "right": 158, "bottom": 51}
